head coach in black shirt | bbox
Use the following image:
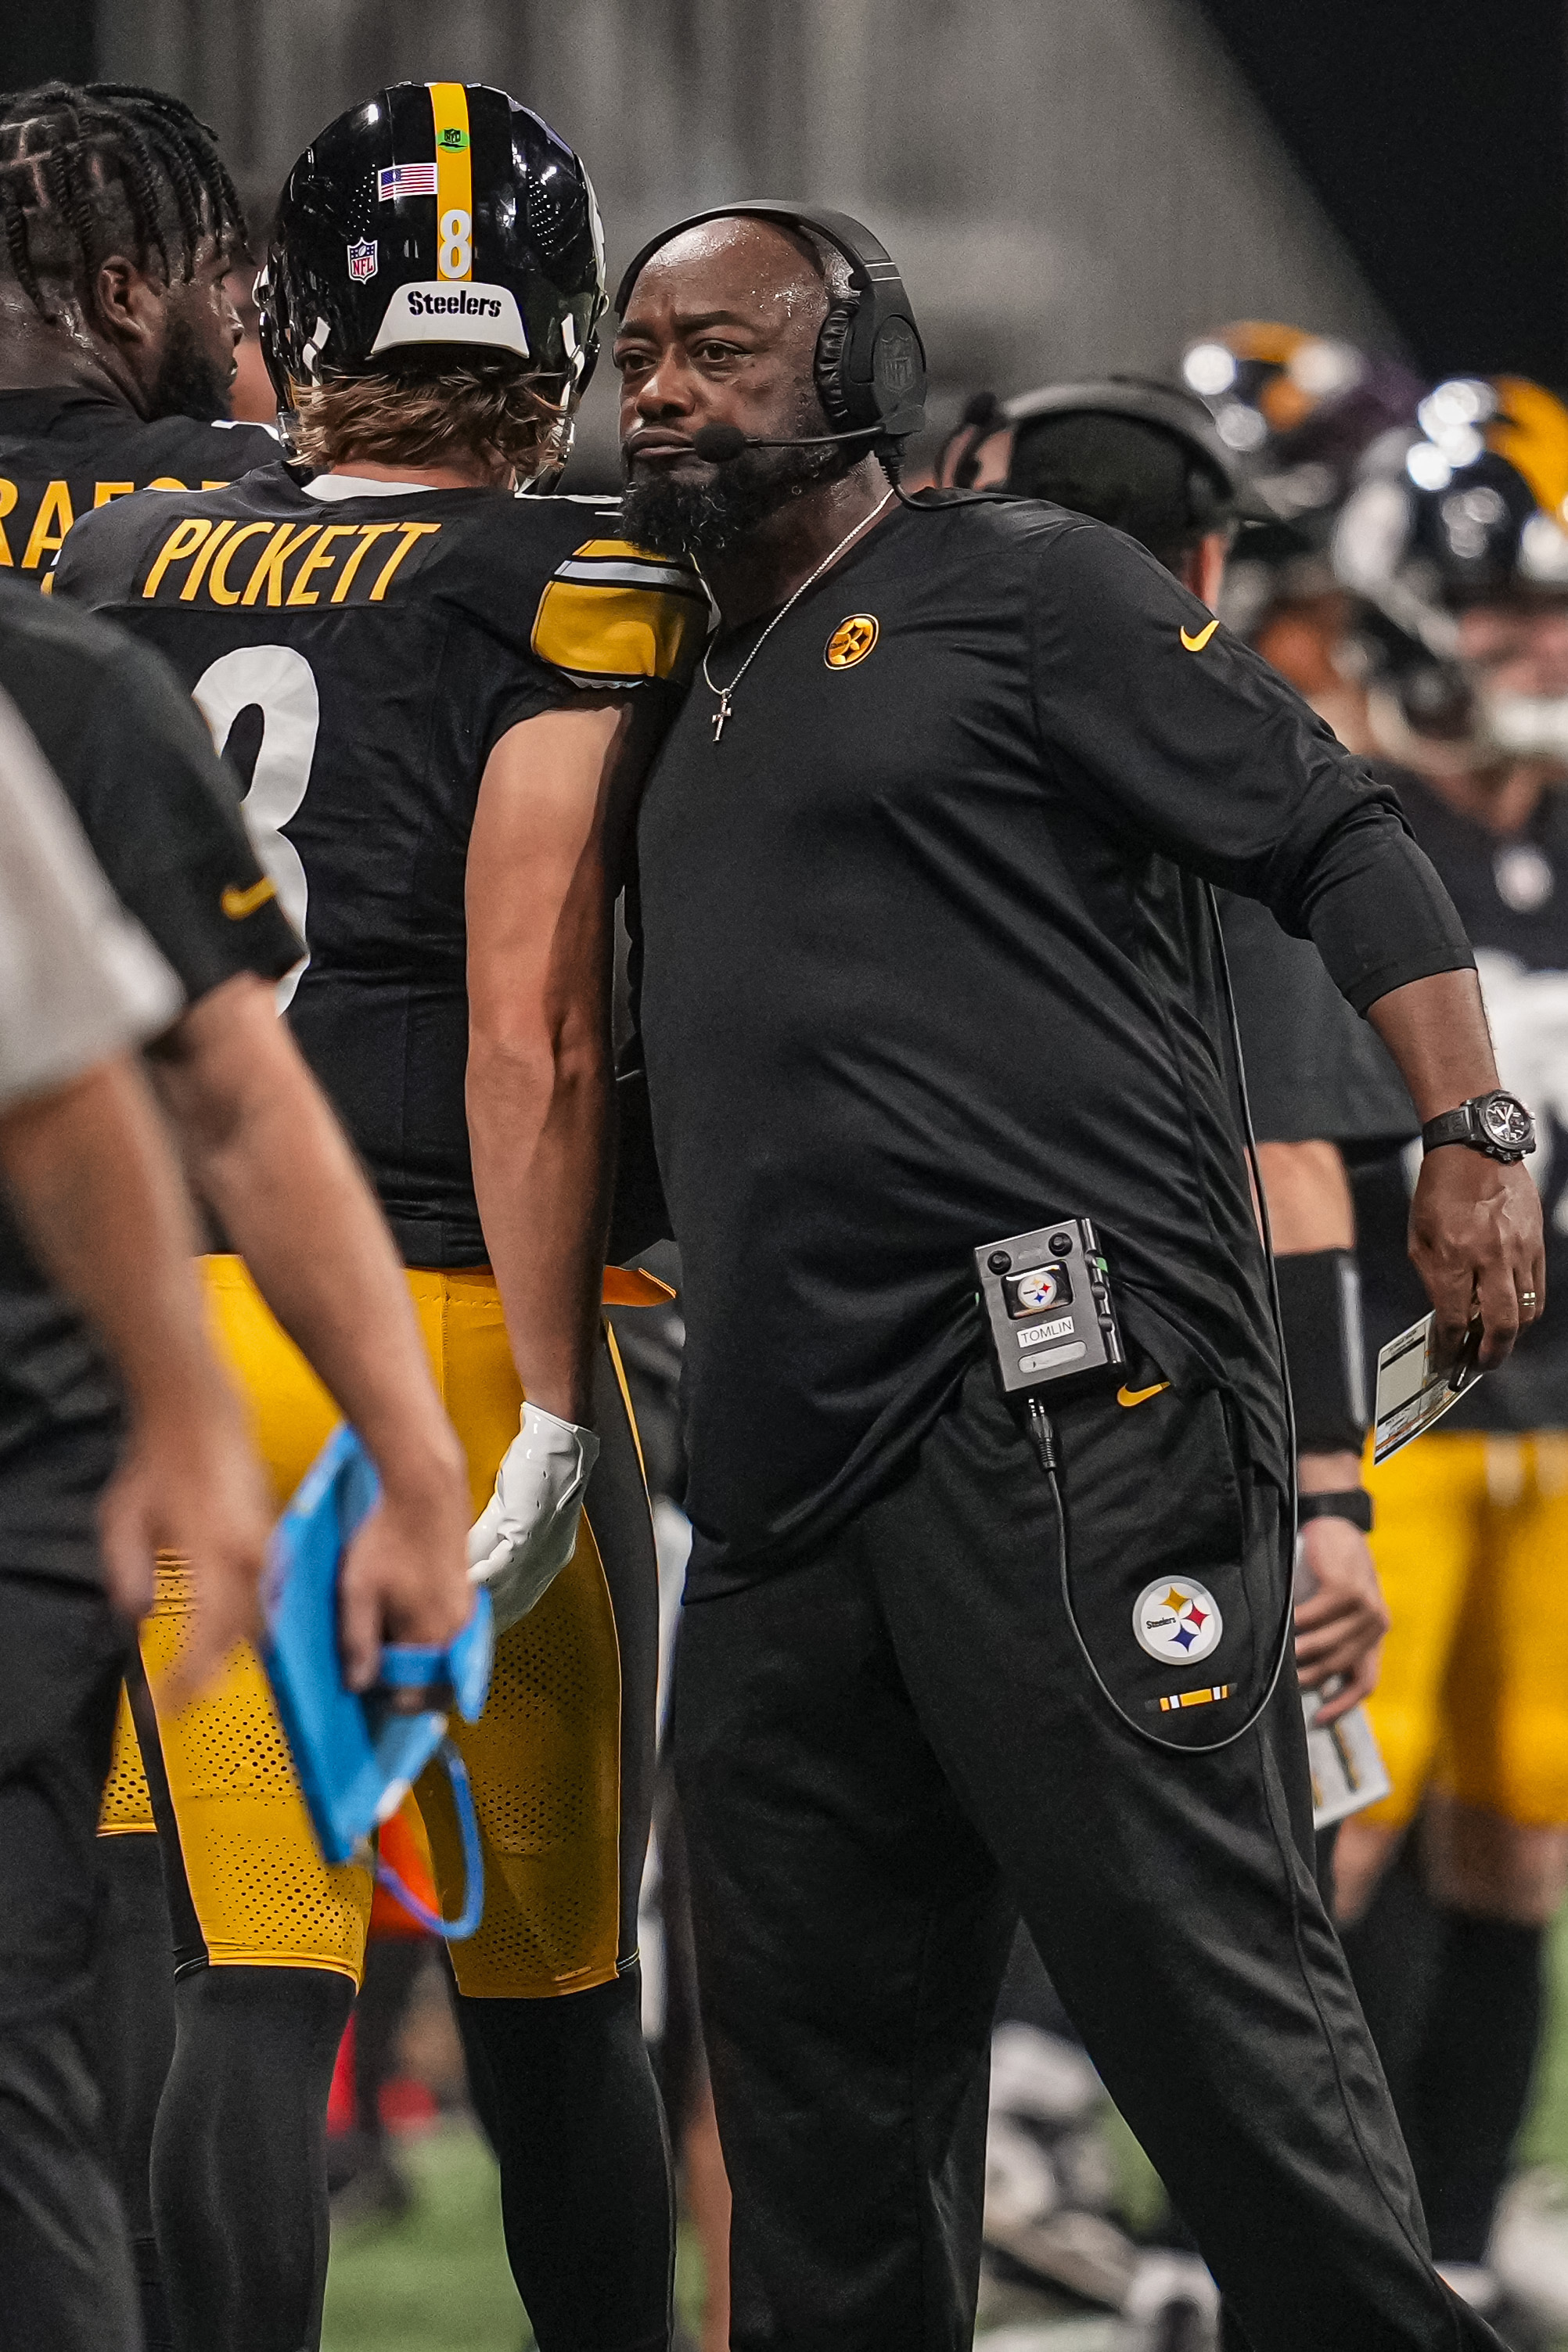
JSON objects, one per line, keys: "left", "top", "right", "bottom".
{"left": 612, "top": 209, "right": 1541, "bottom": 2352}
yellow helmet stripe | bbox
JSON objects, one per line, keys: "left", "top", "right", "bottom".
{"left": 428, "top": 83, "right": 473, "bottom": 282}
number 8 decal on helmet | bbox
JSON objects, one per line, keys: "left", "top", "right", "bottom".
{"left": 441, "top": 209, "right": 472, "bottom": 279}
{"left": 193, "top": 646, "right": 319, "bottom": 1010}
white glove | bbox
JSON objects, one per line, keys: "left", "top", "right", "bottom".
{"left": 467, "top": 1402, "right": 600, "bottom": 1635}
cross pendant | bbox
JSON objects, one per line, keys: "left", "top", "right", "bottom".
{"left": 711, "top": 691, "right": 732, "bottom": 743}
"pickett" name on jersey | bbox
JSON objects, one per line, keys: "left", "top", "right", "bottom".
{"left": 139, "top": 516, "right": 443, "bottom": 607}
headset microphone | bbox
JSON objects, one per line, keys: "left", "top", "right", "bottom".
{"left": 691, "top": 422, "right": 877, "bottom": 463}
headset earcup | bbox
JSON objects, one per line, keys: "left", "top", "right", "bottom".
{"left": 815, "top": 300, "right": 857, "bottom": 426}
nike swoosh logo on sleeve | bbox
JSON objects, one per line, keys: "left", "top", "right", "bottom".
{"left": 1180, "top": 618, "right": 1219, "bottom": 653}
{"left": 1117, "top": 1381, "right": 1172, "bottom": 1409}
{"left": 221, "top": 876, "right": 279, "bottom": 920}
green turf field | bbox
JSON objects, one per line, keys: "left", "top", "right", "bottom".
{"left": 321, "top": 1915, "right": 1568, "bottom": 2350}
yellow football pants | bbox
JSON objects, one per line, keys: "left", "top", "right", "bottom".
{"left": 102, "top": 1255, "right": 654, "bottom": 1995}
{"left": 1361, "top": 1429, "right": 1568, "bottom": 1832}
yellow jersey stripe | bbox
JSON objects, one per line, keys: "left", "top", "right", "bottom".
{"left": 430, "top": 83, "right": 473, "bottom": 280}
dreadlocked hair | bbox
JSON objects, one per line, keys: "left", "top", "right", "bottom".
{"left": 0, "top": 81, "right": 245, "bottom": 321}
{"left": 290, "top": 351, "right": 574, "bottom": 484}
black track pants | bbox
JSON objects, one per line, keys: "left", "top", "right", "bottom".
{"left": 674, "top": 1356, "right": 1503, "bottom": 2352}
{"left": 0, "top": 1570, "right": 136, "bottom": 2352}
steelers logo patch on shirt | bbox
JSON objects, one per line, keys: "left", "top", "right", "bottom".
{"left": 825, "top": 613, "right": 879, "bottom": 668}
{"left": 1133, "top": 1579, "right": 1223, "bottom": 1665}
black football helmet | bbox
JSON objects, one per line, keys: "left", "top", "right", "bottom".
{"left": 1332, "top": 378, "right": 1568, "bottom": 759}
{"left": 257, "top": 81, "right": 605, "bottom": 409}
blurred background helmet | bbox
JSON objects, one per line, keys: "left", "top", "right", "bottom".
{"left": 1333, "top": 379, "right": 1568, "bottom": 761}
{"left": 1335, "top": 376, "right": 1568, "bottom": 613}
{"left": 1180, "top": 322, "right": 1424, "bottom": 640}
{"left": 258, "top": 81, "right": 606, "bottom": 412}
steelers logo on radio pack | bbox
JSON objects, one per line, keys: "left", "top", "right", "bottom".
{"left": 1133, "top": 1579, "right": 1223, "bottom": 1666}
{"left": 825, "top": 613, "right": 879, "bottom": 668}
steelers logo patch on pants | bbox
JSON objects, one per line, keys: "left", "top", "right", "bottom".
{"left": 1133, "top": 1578, "right": 1224, "bottom": 1666}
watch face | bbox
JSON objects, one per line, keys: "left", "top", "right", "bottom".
{"left": 1481, "top": 1093, "right": 1534, "bottom": 1149}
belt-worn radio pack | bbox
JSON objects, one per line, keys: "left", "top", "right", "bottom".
{"left": 973, "top": 1216, "right": 1125, "bottom": 1401}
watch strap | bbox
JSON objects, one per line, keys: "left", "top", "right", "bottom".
{"left": 1296, "top": 1488, "right": 1374, "bottom": 1534}
{"left": 1421, "top": 1103, "right": 1478, "bottom": 1153}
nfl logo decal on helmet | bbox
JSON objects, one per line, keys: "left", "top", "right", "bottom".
{"left": 347, "top": 239, "right": 377, "bottom": 282}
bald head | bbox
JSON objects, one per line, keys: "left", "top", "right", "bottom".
{"left": 620, "top": 214, "right": 839, "bottom": 368}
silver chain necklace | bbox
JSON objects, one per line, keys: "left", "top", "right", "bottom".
{"left": 701, "top": 487, "right": 895, "bottom": 743}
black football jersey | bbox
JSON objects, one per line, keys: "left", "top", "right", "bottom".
{"left": 56, "top": 463, "right": 707, "bottom": 1265}
{"left": 0, "top": 387, "right": 279, "bottom": 580}
{"left": 1356, "top": 762, "right": 1568, "bottom": 1430}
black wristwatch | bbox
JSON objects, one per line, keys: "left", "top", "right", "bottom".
{"left": 1297, "top": 1489, "right": 1374, "bottom": 1534}
{"left": 1421, "top": 1091, "right": 1536, "bottom": 1163}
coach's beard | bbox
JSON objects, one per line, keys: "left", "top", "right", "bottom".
{"left": 621, "top": 433, "right": 858, "bottom": 559}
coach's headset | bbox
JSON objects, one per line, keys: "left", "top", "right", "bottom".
{"left": 615, "top": 202, "right": 927, "bottom": 470}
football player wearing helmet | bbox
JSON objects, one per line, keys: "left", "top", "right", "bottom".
{"left": 0, "top": 81, "right": 279, "bottom": 574}
{"left": 59, "top": 83, "right": 706, "bottom": 2352}
{"left": 1329, "top": 376, "right": 1568, "bottom": 2321}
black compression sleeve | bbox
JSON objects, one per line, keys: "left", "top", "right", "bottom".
{"left": 1273, "top": 1250, "right": 1370, "bottom": 1454}
{"left": 1293, "top": 805, "right": 1475, "bottom": 1015}
{"left": 150, "top": 1965, "right": 352, "bottom": 2352}
{"left": 454, "top": 1969, "right": 673, "bottom": 2352}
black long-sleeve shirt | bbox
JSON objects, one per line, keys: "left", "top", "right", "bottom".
{"left": 631, "top": 499, "right": 1473, "bottom": 1593}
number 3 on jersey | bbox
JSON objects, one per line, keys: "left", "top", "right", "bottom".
{"left": 193, "top": 646, "right": 318, "bottom": 1009}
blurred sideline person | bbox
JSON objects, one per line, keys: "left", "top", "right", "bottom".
{"left": 1326, "top": 377, "right": 1568, "bottom": 2322}
{"left": 60, "top": 82, "right": 706, "bottom": 2352}
{"left": 944, "top": 379, "right": 1410, "bottom": 1739}
{"left": 938, "top": 377, "right": 1415, "bottom": 2347}
{"left": 0, "top": 689, "right": 271, "bottom": 2352}
{"left": 0, "top": 82, "right": 279, "bottom": 579}
{"left": 614, "top": 207, "right": 1539, "bottom": 2352}
{"left": 0, "top": 563, "right": 474, "bottom": 2345}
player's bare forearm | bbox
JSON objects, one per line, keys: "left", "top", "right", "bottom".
{"left": 468, "top": 1023, "right": 610, "bottom": 1428}
{"left": 149, "top": 974, "right": 462, "bottom": 1509}
{"left": 2, "top": 1054, "right": 213, "bottom": 1422}
{"left": 0, "top": 1052, "right": 269, "bottom": 1651}
{"left": 1255, "top": 1140, "right": 1354, "bottom": 1254}
{"left": 466, "top": 699, "right": 635, "bottom": 1429}
{"left": 1367, "top": 966, "right": 1544, "bottom": 1364}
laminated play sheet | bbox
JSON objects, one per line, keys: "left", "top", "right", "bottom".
{"left": 1304, "top": 1690, "right": 1393, "bottom": 1829}
{"left": 1372, "top": 1311, "right": 1482, "bottom": 1466}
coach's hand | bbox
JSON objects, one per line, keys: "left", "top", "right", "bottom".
{"left": 468, "top": 1402, "right": 599, "bottom": 1636}
{"left": 338, "top": 1454, "right": 474, "bottom": 1697}
{"left": 1408, "top": 1146, "right": 1544, "bottom": 1371}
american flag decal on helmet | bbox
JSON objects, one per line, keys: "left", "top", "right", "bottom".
{"left": 378, "top": 164, "right": 438, "bottom": 200}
